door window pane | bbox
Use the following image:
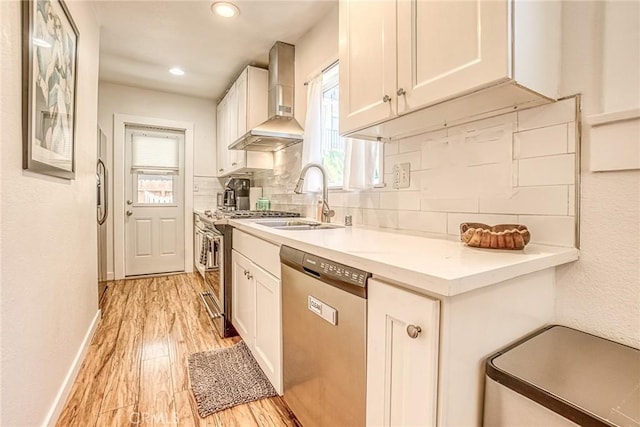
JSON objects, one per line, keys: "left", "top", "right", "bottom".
{"left": 131, "top": 134, "right": 179, "bottom": 172}
{"left": 136, "top": 174, "right": 174, "bottom": 204}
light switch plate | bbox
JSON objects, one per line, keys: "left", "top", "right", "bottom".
{"left": 393, "top": 162, "right": 411, "bottom": 189}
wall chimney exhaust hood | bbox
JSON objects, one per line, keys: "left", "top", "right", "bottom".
{"left": 229, "top": 42, "right": 304, "bottom": 152}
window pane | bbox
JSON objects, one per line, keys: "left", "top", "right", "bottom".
{"left": 321, "top": 65, "right": 345, "bottom": 187}
{"left": 131, "top": 134, "right": 179, "bottom": 171}
{"left": 136, "top": 174, "right": 174, "bottom": 204}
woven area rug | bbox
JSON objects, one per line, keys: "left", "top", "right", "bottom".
{"left": 188, "top": 341, "right": 277, "bottom": 417}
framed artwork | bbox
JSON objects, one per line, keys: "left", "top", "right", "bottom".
{"left": 22, "top": 0, "right": 79, "bottom": 179}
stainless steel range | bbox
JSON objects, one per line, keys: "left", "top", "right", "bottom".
{"left": 195, "top": 209, "right": 300, "bottom": 338}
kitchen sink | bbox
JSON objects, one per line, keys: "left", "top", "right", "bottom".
{"left": 256, "top": 220, "right": 345, "bottom": 230}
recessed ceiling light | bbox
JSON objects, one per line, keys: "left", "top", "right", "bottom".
{"left": 169, "top": 67, "right": 185, "bottom": 76}
{"left": 211, "top": 2, "right": 239, "bottom": 18}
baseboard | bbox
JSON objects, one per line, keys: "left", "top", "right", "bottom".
{"left": 106, "top": 271, "right": 114, "bottom": 281}
{"left": 43, "top": 310, "right": 101, "bottom": 426}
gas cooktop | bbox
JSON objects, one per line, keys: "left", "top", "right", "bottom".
{"left": 215, "top": 210, "right": 301, "bottom": 220}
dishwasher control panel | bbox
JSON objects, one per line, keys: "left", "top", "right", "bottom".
{"left": 303, "top": 254, "right": 368, "bottom": 287}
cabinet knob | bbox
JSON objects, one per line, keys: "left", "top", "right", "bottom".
{"left": 406, "top": 324, "right": 422, "bottom": 339}
{"left": 397, "top": 88, "right": 406, "bottom": 96}
{"left": 219, "top": 168, "right": 224, "bottom": 172}
{"left": 126, "top": 210, "right": 133, "bottom": 217}
{"left": 382, "top": 94, "right": 391, "bottom": 103}
{"left": 231, "top": 162, "right": 237, "bottom": 166}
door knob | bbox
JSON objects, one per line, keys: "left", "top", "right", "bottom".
{"left": 397, "top": 88, "right": 406, "bottom": 96}
{"left": 406, "top": 324, "right": 422, "bottom": 339}
{"left": 126, "top": 210, "right": 133, "bottom": 216}
{"left": 126, "top": 199, "right": 133, "bottom": 205}
{"left": 382, "top": 94, "right": 391, "bottom": 103}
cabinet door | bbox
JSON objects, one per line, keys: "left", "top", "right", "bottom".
{"left": 227, "top": 83, "right": 246, "bottom": 171}
{"left": 367, "top": 278, "right": 440, "bottom": 426}
{"left": 339, "top": 0, "right": 397, "bottom": 134}
{"left": 397, "top": 0, "right": 509, "bottom": 115}
{"left": 253, "top": 263, "right": 282, "bottom": 394}
{"left": 216, "top": 100, "right": 228, "bottom": 176}
{"left": 231, "top": 250, "right": 255, "bottom": 346}
{"left": 236, "top": 69, "right": 248, "bottom": 137}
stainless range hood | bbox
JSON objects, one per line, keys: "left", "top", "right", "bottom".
{"left": 229, "top": 42, "right": 304, "bottom": 152}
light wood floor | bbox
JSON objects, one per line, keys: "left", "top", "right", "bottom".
{"left": 57, "top": 273, "right": 298, "bottom": 427}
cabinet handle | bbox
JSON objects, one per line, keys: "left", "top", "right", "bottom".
{"left": 406, "top": 324, "right": 422, "bottom": 339}
{"left": 247, "top": 272, "right": 253, "bottom": 280}
{"left": 397, "top": 88, "right": 406, "bottom": 96}
{"left": 218, "top": 168, "right": 224, "bottom": 172}
{"left": 382, "top": 94, "right": 391, "bottom": 103}
{"left": 231, "top": 162, "right": 237, "bottom": 166}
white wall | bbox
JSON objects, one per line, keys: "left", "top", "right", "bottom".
{"left": 555, "top": 0, "right": 640, "bottom": 348}
{"left": 98, "top": 82, "right": 220, "bottom": 277}
{"left": 0, "top": 1, "right": 101, "bottom": 424}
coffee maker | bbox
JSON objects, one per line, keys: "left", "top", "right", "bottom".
{"left": 223, "top": 178, "right": 250, "bottom": 211}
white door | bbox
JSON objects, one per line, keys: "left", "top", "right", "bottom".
{"left": 397, "top": 0, "right": 509, "bottom": 114}
{"left": 367, "top": 278, "right": 440, "bottom": 427}
{"left": 339, "top": 0, "right": 397, "bottom": 134}
{"left": 253, "top": 264, "right": 282, "bottom": 393}
{"left": 124, "top": 126, "right": 185, "bottom": 276}
{"left": 231, "top": 249, "right": 255, "bottom": 346}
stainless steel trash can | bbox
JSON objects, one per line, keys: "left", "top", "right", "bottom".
{"left": 484, "top": 325, "right": 640, "bottom": 426}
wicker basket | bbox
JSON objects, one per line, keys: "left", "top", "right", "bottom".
{"left": 460, "top": 223, "right": 531, "bottom": 250}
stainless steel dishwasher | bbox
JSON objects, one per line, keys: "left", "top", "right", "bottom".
{"left": 280, "top": 245, "right": 371, "bottom": 427}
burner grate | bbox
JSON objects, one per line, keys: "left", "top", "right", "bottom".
{"left": 220, "top": 210, "right": 301, "bottom": 219}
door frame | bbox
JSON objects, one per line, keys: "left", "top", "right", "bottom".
{"left": 113, "top": 114, "right": 194, "bottom": 279}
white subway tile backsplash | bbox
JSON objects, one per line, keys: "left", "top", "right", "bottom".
{"left": 518, "top": 154, "right": 575, "bottom": 186}
{"left": 398, "top": 128, "right": 447, "bottom": 153}
{"left": 421, "top": 197, "right": 478, "bottom": 213}
{"left": 362, "top": 209, "right": 399, "bottom": 229}
{"left": 568, "top": 185, "right": 576, "bottom": 216}
{"left": 517, "top": 98, "right": 576, "bottom": 131}
{"left": 384, "top": 141, "right": 399, "bottom": 156}
{"left": 479, "top": 186, "right": 569, "bottom": 215}
{"left": 421, "top": 138, "right": 450, "bottom": 170}
{"left": 248, "top": 97, "right": 579, "bottom": 247}
{"left": 518, "top": 215, "right": 576, "bottom": 247}
{"left": 398, "top": 211, "right": 448, "bottom": 234}
{"left": 446, "top": 213, "right": 519, "bottom": 236}
{"left": 379, "top": 191, "right": 421, "bottom": 211}
{"left": 567, "top": 123, "right": 576, "bottom": 154}
{"left": 514, "top": 124, "right": 568, "bottom": 159}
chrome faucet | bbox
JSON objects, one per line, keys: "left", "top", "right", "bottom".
{"left": 294, "top": 162, "right": 335, "bottom": 223}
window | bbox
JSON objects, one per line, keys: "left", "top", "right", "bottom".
{"left": 319, "top": 64, "right": 383, "bottom": 189}
{"left": 129, "top": 129, "right": 181, "bottom": 205}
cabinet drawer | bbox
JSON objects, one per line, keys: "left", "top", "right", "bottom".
{"left": 233, "top": 229, "right": 280, "bottom": 278}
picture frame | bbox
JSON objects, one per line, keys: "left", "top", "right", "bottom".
{"left": 22, "top": 0, "right": 79, "bottom": 180}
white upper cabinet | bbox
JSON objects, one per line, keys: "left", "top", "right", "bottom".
{"left": 216, "top": 66, "right": 272, "bottom": 177}
{"left": 339, "top": 0, "right": 397, "bottom": 133}
{"left": 339, "top": 0, "right": 561, "bottom": 138}
{"left": 396, "top": 0, "right": 509, "bottom": 115}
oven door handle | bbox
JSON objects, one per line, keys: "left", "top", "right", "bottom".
{"left": 200, "top": 292, "right": 223, "bottom": 319}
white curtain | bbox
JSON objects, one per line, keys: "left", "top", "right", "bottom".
{"left": 300, "top": 74, "right": 323, "bottom": 192}
{"left": 343, "top": 138, "right": 382, "bottom": 191}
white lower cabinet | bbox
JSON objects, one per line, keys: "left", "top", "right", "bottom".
{"left": 231, "top": 250, "right": 255, "bottom": 346}
{"left": 367, "top": 278, "right": 440, "bottom": 427}
{"left": 252, "top": 264, "right": 282, "bottom": 393}
{"left": 231, "top": 237, "right": 282, "bottom": 394}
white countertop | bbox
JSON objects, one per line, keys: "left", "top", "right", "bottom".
{"left": 227, "top": 217, "right": 579, "bottom": 297}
